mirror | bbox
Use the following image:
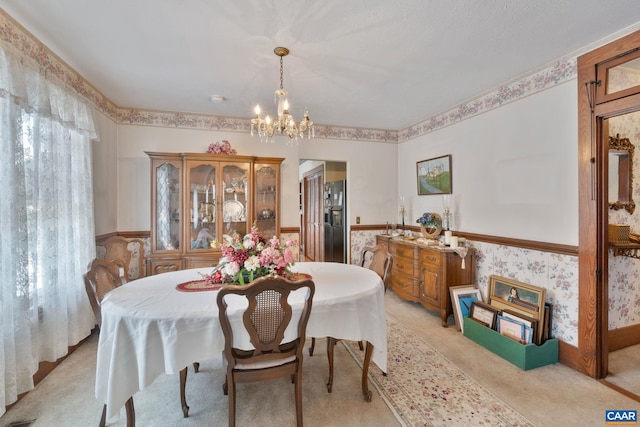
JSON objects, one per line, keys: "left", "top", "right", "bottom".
{"left": 609, "top": 134, "right": 635, "bottom": 214}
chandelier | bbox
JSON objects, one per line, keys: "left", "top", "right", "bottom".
{"left": 251, "top": 47, "right": 314, "bottom": 143}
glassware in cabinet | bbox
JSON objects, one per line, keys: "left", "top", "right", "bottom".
{"left": 254, "top": 163, "right": 279, "bottom": 237}
{"left": 221, "top": 162, "right": 250, "bottom": 237}
{"left": 186, "top": 161, "right": 218, "bottom": 251}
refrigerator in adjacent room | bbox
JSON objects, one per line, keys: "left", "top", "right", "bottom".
{"left": 324, "top": 180, "right": 346, "bottom": 263}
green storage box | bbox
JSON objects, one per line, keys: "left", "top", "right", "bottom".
{"left": 463, "top": 317, "right": 558, "bottom": 370}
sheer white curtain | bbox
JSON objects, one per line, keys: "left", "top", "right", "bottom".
{"left": 0, "top": 46, "right": 97, "bottom": 415}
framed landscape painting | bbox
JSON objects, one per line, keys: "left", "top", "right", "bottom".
{"left": 417, "top": 155, "right": 452, "bottom": 195}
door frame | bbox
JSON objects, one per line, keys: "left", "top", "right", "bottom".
{"left": 577, "top": 29, "right": 640, "bottom": 378}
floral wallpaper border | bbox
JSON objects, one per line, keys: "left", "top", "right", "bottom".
{"left": 0, "top": 10, "right": 586, "bottom": 145}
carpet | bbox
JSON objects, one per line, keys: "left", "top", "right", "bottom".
{"left": 342, "top": 314, "right": 534, "bottom": 427}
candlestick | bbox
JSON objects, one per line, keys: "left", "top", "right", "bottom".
{"left": 193, "top": 188, "right": 198, "bottom": 224}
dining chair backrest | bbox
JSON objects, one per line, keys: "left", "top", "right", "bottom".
{"left": 101, "top": 235, "right": 146, "bottom": 280}
{"left": 360, "top": 244, "right": 393, "bottom": 292}
{"left": 217, "top": 274, "right": 315, "bottom": 365}
{"left": 84, "top": 258, "right": 127, "bottom": 328}
{"left": 216, "top": 274, "right": 315, "bottom": 427}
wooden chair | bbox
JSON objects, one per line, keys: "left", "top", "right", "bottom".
{"left": 84, "top": 258, "right": 191, "bottom": 425}
{"left": 84, "top": 258, "right": 127, "bottom": 328}
{"left": 84, "top": 259, "right": 132, "bottom": 427}
{"left": 310, "top": 244, "right": 392, "bottom": 393}
{"left": 101, "top": 235, "right": 146, "bottom": 281}
{"left": 360, "top": 244, "right": 393, "bottom": 293}
{"left": 217, "top": 275, "right": 315, "bottom": 427}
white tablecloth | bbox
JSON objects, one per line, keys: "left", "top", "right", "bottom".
{"left": 95, "top": 262, "right": 387, "bottom": 419}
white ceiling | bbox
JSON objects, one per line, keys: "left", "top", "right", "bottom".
{"left": 1, "top": 1, "right": 639, "bottom": 131}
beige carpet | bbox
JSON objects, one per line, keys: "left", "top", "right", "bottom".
{"left": 0, "top": 333, "right": 399, "bottom": 427}
{"left": 344, "top": 314, "right": 532, "bottom": 427}
{"left": 607, "top": 344, "right": 640, "bottom": 397}
{"left": 2, "top": 291, "right": 640, "bottom": 427}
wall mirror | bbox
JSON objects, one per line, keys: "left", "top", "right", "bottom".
{"left": 609, "top": 134, "right": 635, "bottom": 214}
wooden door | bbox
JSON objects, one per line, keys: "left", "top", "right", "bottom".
{"left": 304, "top": 166, "right": 324, "bottom": 261}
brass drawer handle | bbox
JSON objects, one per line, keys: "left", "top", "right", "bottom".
{"left": 425, "top": 256, "right": 436, "bottom": 262}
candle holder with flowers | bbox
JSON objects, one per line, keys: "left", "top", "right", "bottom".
{"left": 416, "top": 212, "right": 443, "bottom": 239}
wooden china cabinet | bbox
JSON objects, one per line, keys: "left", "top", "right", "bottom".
{"left": 146, "top": 152, "right": 284, "bottom": 275}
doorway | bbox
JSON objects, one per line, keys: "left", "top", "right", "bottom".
{"left": 577, "top": 30, "right": 640, "bottom": 389}
{"left": 299, "top": 160, "right": 347, "bottom": 263}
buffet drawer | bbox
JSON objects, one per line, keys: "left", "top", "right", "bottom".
{"left": 392, "top": 255, "right": 417, "bottom": 276}
{"left": 421, "top": 249, "right": 442, "bottom": 269}
{"left": 390, "top": 243, "right": 416, "bottom": 259}
{"left": 391, "top": 274, "right": 419, "bottom": 299}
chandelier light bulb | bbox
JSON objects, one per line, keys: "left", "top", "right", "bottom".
{"left": 254, "top": 105, "right": 261, "bottom": 115}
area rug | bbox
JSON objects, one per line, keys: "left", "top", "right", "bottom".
{"left": 342, "top": 314, "right": 534, "bottom": 427}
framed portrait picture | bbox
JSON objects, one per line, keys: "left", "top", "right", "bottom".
{"left": 449, "top": 285, "right": 482, "bottom": 332}
{"left": 469, "top": 301, "right": 499, "bottom": 329}
{"left": 417, "top": 155, "right": 452, "bottom": 195}
{"left": 488, "top": 275, "right": 546, "bottom": 344}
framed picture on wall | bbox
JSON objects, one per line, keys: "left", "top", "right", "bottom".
{"left": 416, "top": 154, "right": 452, "bottom": 195}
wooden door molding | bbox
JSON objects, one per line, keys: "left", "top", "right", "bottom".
{"left": 577, "top": 29, "right": 640, "bottom": 378}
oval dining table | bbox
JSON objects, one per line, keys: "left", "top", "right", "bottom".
{"left": 95, "top": 261, "right": 388, "bottom": 424}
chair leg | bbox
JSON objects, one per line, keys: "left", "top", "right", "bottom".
{"left": 295, "top": 370, "right": 303, "bottom": 427}
{"left": 193, "top": 362, "right": 200, "bottom": 373}
{"left": 326, "top": 337, "right": 337, "bottom": 393}
{"left": 309, "top": 337, "right": 316, "bottom": 356}
{"left": 101, "top": 398, "right": 134, "bottom": 427}
{"left": 358, "top": 341, "right": 364, "bottom": 351}
{"left": 361, "top": 342, "right": 373, "bottom": 402}
{"left": 228, "top": 379, "right": 236, "bottom": 427}
{"left": 99, "top": 404, "right": 106, "bottom": 427}
{"left": 125, "top": 397, "right": 135, "bottom": 427}
{"left": 180, "top": 367, "right": 189, "bottom": 417}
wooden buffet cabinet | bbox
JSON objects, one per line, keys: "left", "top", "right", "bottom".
{"left": 377, "top": 235, "right": 476, "bottom": 326}
{"left": 146, "top": 152, "right": 283, "bottom": 275}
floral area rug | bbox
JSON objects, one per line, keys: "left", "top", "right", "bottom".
{"left": 342, "top": 314, "right": 534, "bottom": 427}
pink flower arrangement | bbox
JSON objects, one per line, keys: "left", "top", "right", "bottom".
{"left": 202, "top": 225, "right": 295, "bottom": 285}
{"left": 206, "top": 140, "right": 237, "bottom": 155}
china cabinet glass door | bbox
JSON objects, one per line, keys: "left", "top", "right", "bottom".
{"left": 221, "top": 161, "right": 250, "bottom": 238}
{"left": 254, "top": 163, "right": 279, "bottom": 237}
{"left": 153, "top": 161, "right": 181, "bottom": 252}
{"left": 187, "top": 161, "right": 217, "bottom": 252}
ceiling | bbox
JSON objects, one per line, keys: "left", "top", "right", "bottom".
{"left": 1, "top": 1, "right": 639, "bottom": 131}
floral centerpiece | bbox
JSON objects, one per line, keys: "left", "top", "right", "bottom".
{"left": 202, "top": 225, "right": 296, "bottom": 285}
{"left": 206, "top": 140, "right": 237, "bottom": 155}
{"left": 416, "top": 212, "right": 443, "bottom": 238}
